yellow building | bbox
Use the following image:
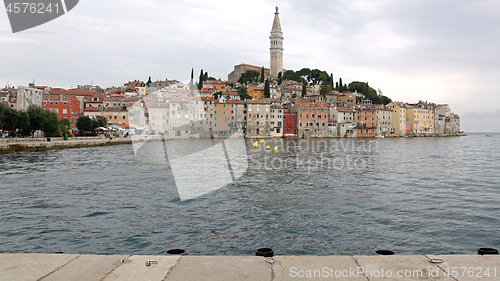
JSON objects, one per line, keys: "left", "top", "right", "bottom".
{"left": 247, "top": 85, "right": 265, "bottom": 100}
{"left": 136, "top": 86, "right": 147, "bottom": 97}
{"left": 387, "top": 102, "right": 407, "bottom": 136}
{"left": 405, "top": 104, "right": 434, "bottom": 134}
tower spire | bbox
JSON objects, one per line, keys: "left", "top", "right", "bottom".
{"left": 270, "top": 7, "right": 284, "bottom": 78}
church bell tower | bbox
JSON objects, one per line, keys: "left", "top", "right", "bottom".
{"left": 270, "top": 7, "right": 284, "bottom": 78}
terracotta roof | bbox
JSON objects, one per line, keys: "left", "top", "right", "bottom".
{"left": 84, "top": 107, "right": 100, "bottom": 112}
{"left": 335, "top": 106, "right": 355, "bottom": 112}
{"left": 234, "top": 63, "right": 270, "bottom": 71}
{"left": 50, "top": 89, "right": 99, "bottom": 96}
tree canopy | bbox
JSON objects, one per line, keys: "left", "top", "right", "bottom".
{"left": 0, "top": 104, "right": 61, "bottom": 137}
{"left": 76, "top": 115, "right": 93, "bottom": 132}
{"left": 348, "top": 81, "right": 392, "bottom": 105}
{"left": 42, "top": 110, "right": 59, "bottom": 137}
{"left": 283, "top": 68, "right": 332, "bottom": 87}
{"left": 237, "top": 86, "right": 251, "bottom": 100}
{"left": 238, "top": 70, "right": 260, "bottom": 84}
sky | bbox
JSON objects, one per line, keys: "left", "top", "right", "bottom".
{"left": 1, "top": 0, "right": 500, "bottom": 132}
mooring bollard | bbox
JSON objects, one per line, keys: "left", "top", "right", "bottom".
{"left": 165, "top": 249, "right": 187, "bottom": 255}
{"left": 256, "top": 248, "right": 274, "bottom": 257}
{"left": 478, "top": 248, "right": 498, "bottom": 255}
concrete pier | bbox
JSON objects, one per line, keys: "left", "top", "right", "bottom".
{"left": 0, "top": 137, "right": 131, "bottom": 154}
{"left": 0, "top": 254, "right": 498, "bottom": 280}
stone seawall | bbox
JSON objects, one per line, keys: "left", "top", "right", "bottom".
{"left": 0, "top": 253, "right": 498, "bottom": 280}
{"left": 0, "top": 137, "right": 132, "bottom": 154}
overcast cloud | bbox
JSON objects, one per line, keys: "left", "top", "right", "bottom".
{"left": 1, "top": 0, "right": 499, "bottom": 132}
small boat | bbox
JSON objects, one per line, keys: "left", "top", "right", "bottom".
{"left": 375, "top": 135, "right": 384, "bottom": 138}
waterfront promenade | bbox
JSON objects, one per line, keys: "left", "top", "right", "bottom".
{"left": 0, "top": 253, "right": 498, "bottom": 280}
{"left": 0, "top": 137, "right": 131, "bottom": 154}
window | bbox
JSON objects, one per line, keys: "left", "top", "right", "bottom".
{"left": 62, "top": 109, "right": 67, "bottom": 114}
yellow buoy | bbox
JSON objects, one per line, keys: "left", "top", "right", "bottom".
{"left": 253, "top": 142, "right": 258, "bottom": 148}
{"left": 274, "top": 146, "right": 278, "bottom": 152}
{"left": 266, "top": 145, "right": 270, "bottom": 150}
{"left": 259, "top": 139, "right": 265, "bottom": 144}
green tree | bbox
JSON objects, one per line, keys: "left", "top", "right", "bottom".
{"left": 198, "top": 69, "right": 204, "bottom": 90}
{"left": 17, "top": 111, "right": 30, "bottom": 137}
{"left": 147, "top": 76, "right": 152, "bottom": 86}
{"left": 0, "top": 103, "right": 9, "bottom": 129}
{"left": 264, "top": 79, "right": 270, "bottom": 98}
{"left": 237, "top": 86, "right": 251, "bottom": 100}
{"left": 213, "top": 91, "right": 223, "bottom": 100}
{"left": 94, "top": 115, "right": 107, "bottom": 128}
{"left": 260, "top": 66, "right": 265, "bottom": 83}
{"left": 76, "top": 115, "right": 93, "bottom": 135}
{"left": 277, "top": 71, "right": 282, "bottom": 85}
{"left": 92, "top": 118, "right": 99, "bottom": 130}
{"left": 59, "top": 117, "right": 71, "bottom": 135}
{"left": 3, "top": 106, "right": 19, "bottom": 137}
{"left": 338, "top": 77, "right": 343, "bottom": 92}
{"left": 320, "top": 85, "right": 330, "bottom": 97}
{"left": 238, "top": 70, "right": 260, "bottom": 84}
{"left": 190, "top": 68, "right": 194, "bottom": 94}
{"left": 301, "top": 81, "right": 307, "bottom": 97}
{"left": 27, "top": 105, "right": 45, "bottom": 136}
{"left": 42, "top": 109, "right": 59, "bottom": 137}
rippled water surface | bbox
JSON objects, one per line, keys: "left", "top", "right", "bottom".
{"left": 1, "top": 134, "right": 499, "bottom": 256}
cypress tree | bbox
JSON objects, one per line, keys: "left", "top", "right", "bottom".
{"left": 190, "top": 68, "right": 194, "bottom": 93}
{"left": 264, "top": 79, "right": 270, "bottom": 98}
{"left": 260, "top": 66, "right": 265, "bottom": 83}
{"left": 198, "top": 69, "right": 204, "bottom": 90}
{"left": 301, "top": 81, "right": 307, "bottom": 97}
{"left": 339, "top": 77, "right": 343, "bottom": 92}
